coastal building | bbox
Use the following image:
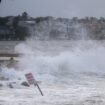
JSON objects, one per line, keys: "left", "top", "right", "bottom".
{"left": 0, "top": 26, "right": 15, "bottom": 40}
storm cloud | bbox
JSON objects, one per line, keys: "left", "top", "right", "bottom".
{"left": 0, "top": 0, "right": 105, "bottom": 18}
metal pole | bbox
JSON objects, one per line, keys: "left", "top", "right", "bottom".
{"left": 35, "top": 83, "right": 44, "bottom": 96}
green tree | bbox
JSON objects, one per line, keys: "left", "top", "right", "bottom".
{"left": 13, "top": 16, "right": 20, "bottom": 29}
{"left": 22, "top": 12, "right": 28, "bottom": 20}
{"left": 15, "top": 26, "right": 29, "bottom": 40}
{"left": 0, "top": 17, "right": 8, "bottom": 25}
{"left": 12, "top": 16, "right": 29, "bottom": 40}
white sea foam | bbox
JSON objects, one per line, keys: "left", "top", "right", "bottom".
{"left": 1, "top": 40, "right": 105, "bottom": 82}
{"left": 1, "top": 40, "right": 105, "bottom": 105}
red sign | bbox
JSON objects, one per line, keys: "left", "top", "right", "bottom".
{"left": 25, "top": 73, "right": 37, "bottom": 85}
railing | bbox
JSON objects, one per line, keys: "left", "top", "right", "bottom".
{"left": 0, "top": 53, "right": 20, "bottom": 57}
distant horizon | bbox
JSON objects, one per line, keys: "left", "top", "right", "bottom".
{"left": 0, "top": 13, "right": 105, "bottom": 19}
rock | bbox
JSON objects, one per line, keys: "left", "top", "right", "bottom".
{"left": 18, "top": 78, "right": 21, "bottom": 80}
{"left": 21, "top": 82, "right": 29, "bottom": 87}
{"left": 0, "top": 77, "right": 6, "bottom": 80}
{"left": 8, "top": 83, "right": 14, "bottom": 88}
{"left": 11, "top": 82, "right": 16, "bottom": 84}
{"left": 0, "top": 83, "right": 3, "bottom": 87}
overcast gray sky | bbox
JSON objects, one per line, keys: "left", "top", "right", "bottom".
{"left": 0, "top": 0, "right": 105, "bottom": 18}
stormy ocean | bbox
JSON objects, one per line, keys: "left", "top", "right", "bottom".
{"left": 0, "top": 40, "right": 105, "bottom": 105}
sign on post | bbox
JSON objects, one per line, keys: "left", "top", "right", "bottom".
{"left": 25, "top": 73, "right": 44, "bottom": 96}
{"left": 25, "top": 73, "right": 37, "bottom": 85}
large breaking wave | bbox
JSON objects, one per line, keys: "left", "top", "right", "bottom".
{"left": 1, "top": 40, "right": 105, "bottom": 85}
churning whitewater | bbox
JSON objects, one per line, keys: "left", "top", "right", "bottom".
{"left": 0, "top": 40, "right": 105, "bottom": 105}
